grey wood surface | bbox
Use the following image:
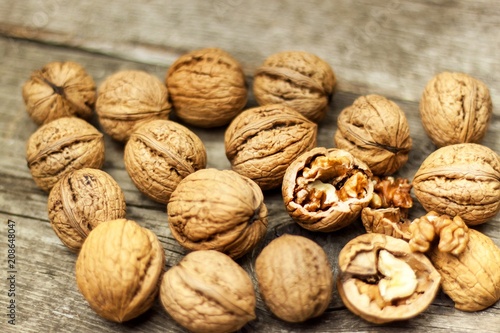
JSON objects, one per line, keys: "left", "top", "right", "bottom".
{"left": 0, "top": 1, "right": 499, "bottom": 332}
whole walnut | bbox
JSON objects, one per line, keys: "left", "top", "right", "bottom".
{"left": 47, "top": 168, "right": 126, "bottom": 252}
{"left": 124, "top": 119, "right": 207, "bottom": 204}
{"left": 334, "top": 95, "right": 412, "bottom": 176}
{"left": 26, "top": 117, "right": 105, "bottom": 192}
{"left": 166, "top": 48, "right": 247, "bottom": 127}
{"left": 420, "top": 72, "right": 493, "bottom": 147}
{"left": 167, "top": 168, "right": 268, "bottom": 259}
{"left": 22, "top": 61, "right": 96, "bottom": 125}
{"left": 253, "top": 51, "right": 336, "bottom": 122}
{"left": 255, "top": 234, "right": 333, "bottom": 322}
{"left": 96, "top": 70, "right": 171, "bottom": 142}
{"left": 225, "top": 104, "right": 317, "bottom": 190}
{"left": 76, "top": 219, "right": 165, "bottom": 322}
{"left": 160, "top": 250, "right": 256, "bottom": 333}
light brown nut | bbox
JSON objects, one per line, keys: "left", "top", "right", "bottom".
{"left": 76, "top": 219, "right": 165, "bottom": 322}
{"left": 361, "top": 207, "right": 412, "bottom": 241}
{"left": 412, "top": 143, "right": 500, "bottom": 225}
{"left": 166, "top": 48, "right": 247, "bottom": 127}
{"left": 124, "top": 119, "right": 207, "bottom": 204}
{"left": 96, "top": 70, "right": 171, "bottom": 142}
{"left": 26, "top": 117, "right": 105, "bottom": 192}
{"left": 167, "top": 168, "right": 268, "bottom": 259}
{"left": 255, "top": 234, "right": 333, "bottom": 323}
{"left": 22, "top": 61, "right": 96, "bottom": 125}
{"left": 282, "top": 147, "right": 373, "bottom": 232}
{"left": 334, "top": 95, "right": 412, "bottom": 176}
{"left": 224, "top": 104, "right": 317, "bottom": 190}
{"left": 337, "top": 233, "right": 441, "bottom": 324}
{"left": 253, "top": 51, "right": 336, "bottom": 122}
{"left": 47, "top": 168, "right": 126, "bottom": 252}
{"left": 419, "top": 72, "right": 493, "bottom": 147}
{"left": 160, "top": 250, "right": 256, "bottom": 333}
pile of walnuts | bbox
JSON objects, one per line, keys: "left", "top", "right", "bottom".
{"left": 22, "top": 47, "right": 500, "bottom": 331}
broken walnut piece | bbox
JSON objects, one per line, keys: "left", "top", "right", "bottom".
{"left": 361, "top": 207, "right": 412, "bottom": 240}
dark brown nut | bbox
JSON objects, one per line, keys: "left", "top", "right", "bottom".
{"left": 420, "top": 72, "right": 493, "bottom": 147}
{"left": 412, "top": 143, "right": 500, "bottom": 225}
{"left": 124, "top": 119, "right": 206, "bottom": 204}
{"left": 224, "top": 104, "right": 317, "bottom": 190}
{"left": 334, "top": 95, "right": 412, "bottom": 176}
{"left": 337, "top": 233, "right": 441, "bottom": 324}
{"left": 361, "top": 207, "right": 412, "bottom": 240}
{"left": 48, "top": 168, "right": 126, "bottom": 252}
{"left": 22, "top": 61, "right": 96, "bottom": 125}
{"left": 253, "top": 51, "right": 336, "bottom": 122}
{"left": 282, "top": 147, "right": 373, "bottom": 232}
{"left": 255, "top": 234, "right": 333, "bottom": 323}
{"left": 160, "top": 250, "right": 256, "bottom": 333}
{"left": 96, "top": 70, "right": 171, "bottom": 142}
{"left": 167, "top": 168, "right": 268, "bottom": 259}
{"left": 369, "top": 176, "right": 413, "bottom": 211}
{"left": 26, "top": 117, "right": 105, "bottom": 192}
{"left": 166, "top": 48, "right": 247, "bottom": 127}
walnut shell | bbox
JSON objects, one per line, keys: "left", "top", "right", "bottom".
{"left": 253, "top": 51, "right": 336, "bottom": 122}
{"left": 255, "top": 234, "right": 333, "bottom": 322}
{"left": 76, "top": 219, "right": 165, "bottom": 322}
{"left": 22, "top": 61, "right": 96, "bottom": 125}
{"left": 224, "top": 104, "right": 317, "bottom": 190}
{"left": 96, "top": 70, "right": 171, "bottom": 142}
{"left": 413, "top": 143, "right": 500, "bottom": 225}
{"left": 166, "top": 48, "right": 247, "bottom": 127}
{"left": 124, "top": 119, "right": 207, "bottom": 204}
{"left": 26, "top": 117, "right": 105, "bottom": 192}
{"left": 361, "top": 207, "right": 412, "bottom": 240}
{"left": 160, "top": 250, "right": 256, "bottom": 333}
{"left": 47, "top": 168, "right": 126, "bottom": 252}
{"left": 419, "top": 72, "right": 493, "bottom": 147}
{"left": 167, "top": 168, "right": 268, "bottom": 259}
{"left": 334, "top": 95, "right": 412, "bottom": 176}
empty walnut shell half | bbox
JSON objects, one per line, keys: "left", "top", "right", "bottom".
{"left": 282, "top": 147, "right": 373, "bottom": 232}
{"left": 224, "top": 104, "right": 317, "bottom": 190}
{"left": 337, "top": 233, "right": 441, "bottom": 324}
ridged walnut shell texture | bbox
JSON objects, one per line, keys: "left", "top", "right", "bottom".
{"left": 253, "top": 51, "right": 336, "bottom": 122}
{"left": 76, "top": 219, "right": 165, "bottom": 323}
{"left": 334, "top": 95, "right": 412, "bottom": 176}
{"left": 47, "top": 168, "right": 126, "bottom": 252}
{"left": 419, "top": 72, "right": 493, "bottom": 147}
{"left": 124, "top": 119, "right": 207, "bottom": 204}
{"left": 22, "top": 61, "right": 96, "bottom": 125}
{"left": 255, "top": 234, "right": 333, "bottom": 323}
{"left": 26, "top": 117, "right": 105, "bottom": 192}
{"left": 413, "top": 143, "right": 500, "bottom": 225}
{"left": 96, "top": 70, "right": 171, "bottom": 142}
{"left": 225, "top": 104, "right": 317, "bottom": 190}
{"left": 160, "top": 250, "right": 256, "bottom": 333}
{"left": 166, "top": 48, "right": 247, "bottom": 128}
{"left": 167, "top": 168, "right": 268, "bottom": 259}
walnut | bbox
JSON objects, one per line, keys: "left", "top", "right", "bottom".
{"left": 413, "top": 143, "right": 500, "bottom": 225}
{"left": 96, "top": 70, "right": 171, "bottom": 142}
{"left": 361, "top": 207, "right": 412, "bottom": 240}
{"left": 255, "top": 234, "right": 333, "bottom": 322}
{"left": 159, "top": 250, "right": 256, "bottom": 333}
{"left": 26, "top": 117, "right": 105, "bottom": 192}
{"left": 334, "top": 95, "right": 412, "bottom": 176}
{"left": 22, "top": 61, "right": 96, "bottom": 125}
{"left": 337, "top": 233, "right": 441, "bottom": 323}
{"left": 420, "top": 72, "right": 493, "bottom": 147}
{"left": 369, "top": 176, "right": 413, "bottom": 212}
{"left": 167, "top": 168, "right": 268, "bottom": 259}
{"left": 166, "top": 48, "right": 247, "bottom": 127}
{"left": 224, "top": 104, "right": 317, "bottom": 190}
{"left": 124, "top": 119, "right": 206, "bottom": 204}
{"left": 47, "top": 168, "right": 126, "bottom": 252}
{"left": 253, "top": 51, "right": 336, "bottom": 122}
{"left": 76, "top": 219, "right": 165, "bottom": 322}
{"left": 282, "top": 147, "right": 373, "bottom": 232}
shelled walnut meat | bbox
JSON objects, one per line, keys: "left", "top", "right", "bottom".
{"left": 225, "top": 104, "right": 317, "bottom": 190}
